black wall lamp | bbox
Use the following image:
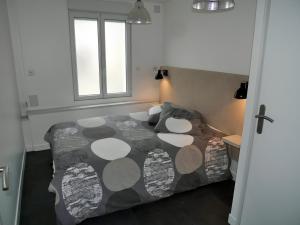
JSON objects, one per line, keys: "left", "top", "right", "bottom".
{"left": 155, "top": 69, "right": 168, "bottom": 80}
{"left": 234, "top": 82, "right": 248, "bottom": 99}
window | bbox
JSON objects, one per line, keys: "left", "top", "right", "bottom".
{"left": 69, "top": 11, "right": 131, "bottom": 100}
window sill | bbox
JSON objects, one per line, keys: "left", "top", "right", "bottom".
{"left": 27, "top": 100, "right": 155, "bottom": 115}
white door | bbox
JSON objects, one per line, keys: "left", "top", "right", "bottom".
{"left": 0, "top": 0, "right": 25, "bottom": 225}
{"left": 240, "top": 1, "right": 300, "bottom": 225}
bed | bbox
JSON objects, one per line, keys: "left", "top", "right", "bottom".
{"left": 45, "top": 108, "right": 231, "bottom": 225}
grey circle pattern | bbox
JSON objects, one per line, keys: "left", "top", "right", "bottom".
{"left": 143, "top": 149, "right": 175, "bottom": 198}
{"left": 62, "top": 163, "right": 103, "bottom": 223}
{"left": 106, "top": 189, "right": 141, "bottom": 214}
{"left": 175, "top": 172, "right": 202, "bottom": 193}
{"left": 82, "top": 126, "right": 116, "bottom": 139}
{"left": 103, "top": 158, "right": 141, "bottom": 192}
{"left": 175, "top": 145, "right": 203, "bottom": 174}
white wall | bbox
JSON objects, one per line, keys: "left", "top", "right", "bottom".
{"left": 163, "top": 0, "right": 257, "bottom": 75}
{"left": 8, "top": 0, "right": 163, "bottom": 150}
{"left": 13, "top": 0, "right": 163, "bottom": 110}
{"left": 0, "top": 0, "right": 25, "bottom": 224}
{"left": 8, "top": 0, "right": 257, "bottom": 150}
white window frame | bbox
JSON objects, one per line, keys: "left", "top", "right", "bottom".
{"left": 69, "top": 11, "right": 132, "bottom": 101}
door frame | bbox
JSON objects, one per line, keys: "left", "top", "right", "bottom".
{"left": 228, "top": 0, "right": 271, "bottom": 224}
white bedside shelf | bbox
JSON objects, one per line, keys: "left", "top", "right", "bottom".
{"left": 222, "top": 135, "right": 242, "bottom": 181}
{"left": 222, "top": 135, "right": 242, "bottom": 148}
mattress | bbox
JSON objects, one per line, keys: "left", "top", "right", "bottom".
{"left": 45, "top": 112, "right": 230, "bottom": 225}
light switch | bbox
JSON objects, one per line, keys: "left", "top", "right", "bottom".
{"left": 154, "top": 5, "right": 161, "bottom": 13}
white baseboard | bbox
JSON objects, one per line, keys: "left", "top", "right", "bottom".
{"left": 14, "top": 150, "right": 26, "bottom": 225}
{"left": 228, "top": 213, "right": 238, "bottom": 225}
{"left": 26, "top": 143, "right": 50, "bottom": 152}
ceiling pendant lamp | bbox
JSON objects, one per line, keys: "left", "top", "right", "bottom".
{"left": 127, "top": 0, "right": 152, "bottom": 24}
{"left": 192, "top": 0, "right": 235, "bottom": 12}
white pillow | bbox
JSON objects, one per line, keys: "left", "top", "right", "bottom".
{"left": 149, "top": 105, "right": 162, "bottom": 116}
{"left": 147, "top": 105, "right": 162, "bottom": 125}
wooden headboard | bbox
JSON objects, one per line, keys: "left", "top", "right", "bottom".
{"left": 159, "top": 66, "right": 248, "bottom": 135}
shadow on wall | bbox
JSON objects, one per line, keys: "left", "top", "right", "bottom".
{"left": 159, "top": 66, "right": 248, "bottom": 135}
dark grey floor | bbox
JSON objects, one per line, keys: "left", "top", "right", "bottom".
{"left": 21, "top": 150, "right": 235, "bottom": 225}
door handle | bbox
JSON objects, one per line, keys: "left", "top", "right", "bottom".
{"left": 0, "top": 166, "right": 9, "bottom": 191}
{"left": 255, "top": 105, "right": 274, "bottom": 134}
{"left": 255, "top": 115, "right": 274, "bottom": 123}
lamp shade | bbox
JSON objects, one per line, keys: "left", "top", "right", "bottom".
{"left": 234, "top": 82, "right": 248, "bottom": 99}
{"left": 193, "top": 0, "right": 235, "bottom": 12}
{"left": 155, "top": 70, "right": 164, "bottom": 80}
{"left": 155, "top": 70, "right": 169, "bottom": 80}
{"left": 127, "top": 0, "right": 151, "bottom": 24}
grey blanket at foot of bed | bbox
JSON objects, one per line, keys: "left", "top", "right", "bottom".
{"left": 44, "top": 113, "right": 231, "bottom": 225}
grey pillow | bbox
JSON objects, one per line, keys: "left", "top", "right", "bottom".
{"left": 154, "top": 102, "right": 206, "bottom": 135}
